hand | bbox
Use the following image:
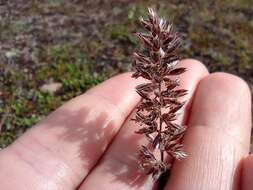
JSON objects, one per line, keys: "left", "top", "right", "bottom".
{"left": 0, "top": 59, "right": 251, "bottom": 190}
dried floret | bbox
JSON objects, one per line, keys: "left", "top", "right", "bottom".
{"left": 132, "top": 8, "right": 187, "bottom": 181}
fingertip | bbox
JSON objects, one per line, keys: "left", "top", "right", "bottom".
{"left": 87, "top": 72, "right": 145, "bottom": 94}
{"left": 85, "top": 72, "right": 145, "bottom": 110}
{"left": 180, "top": 58, "right": 208, "bottom": 73}
{"left": 190, "top": 72, "right": 251, "bottom": 137}
{"left": 202, "top": 72, "right": 251, "bottom": 98}
{"left": 177, "top": 59, "right": 209, "bottom": 123}
{"left": 179, "top": 58, "right": 209, "bottom": 75}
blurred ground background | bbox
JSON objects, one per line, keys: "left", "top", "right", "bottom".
{"left": 0, "top": 0, "right": 252, "bottom": 148}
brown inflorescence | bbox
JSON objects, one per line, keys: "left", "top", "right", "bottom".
{"left": 131, "top": 8, "right": 187, "bottom": 181}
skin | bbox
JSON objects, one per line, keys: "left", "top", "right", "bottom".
{"left": 0, "top": 59, "right": 252, "bottom": 190}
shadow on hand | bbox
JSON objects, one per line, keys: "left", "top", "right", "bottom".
{"left": 92, "top": 115, "right": 157, "bottom": 189}
{"left": 37, "top": 100, "right": 154, "bottom": 188}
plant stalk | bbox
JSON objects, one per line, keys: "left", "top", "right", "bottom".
{"left": 158, "top": 81, "right": 164, "bottom": 162}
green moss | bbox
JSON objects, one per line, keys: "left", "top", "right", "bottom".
{"left": 35, "top": 92, "right": 62, "bottom": 114}
{"left": 15, "top": 115, "right": 41, "bottom": 128}
{"left": 37, "top": 45, "right": 107, "bottom": 92}
{"left": 0, "top": 132, "right": 17, "bottom": 148}
{"left": 212, "top": 51, "right": 232, "bottom": 66}
{"left": 239, "top": 52, "right": 251, "bottom": 70}
{"left": 10, "top": 98, "right": 30, "bottom": 116}
{"left": 189, "top": 28, "right": 217, "bottom": 50}
{"left": 107, "top": 24, "right": 136, "bottom": 45}
{"left": 220, "top": 0, "right": 253, "bottom": 7}
{"left": 112, "top": 47, "right": 126, "bottom": 62}
{"left": 127, "top": 4, "right": 147, "bottom": 22}
{"left": 85, "top": 40, "right": 104, "bottom": 57}
{"left": 0, "top": 45, "right": 108, "bottom": 148}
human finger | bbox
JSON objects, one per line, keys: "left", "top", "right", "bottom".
{"left": 0, "top": 73, "right": 144, "bottom": 190}
{"left": 165, "top": 73, "right": 252, "bottom": 190}
{"left": 79, "top": 59, "right": 209, "bottom": 190}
